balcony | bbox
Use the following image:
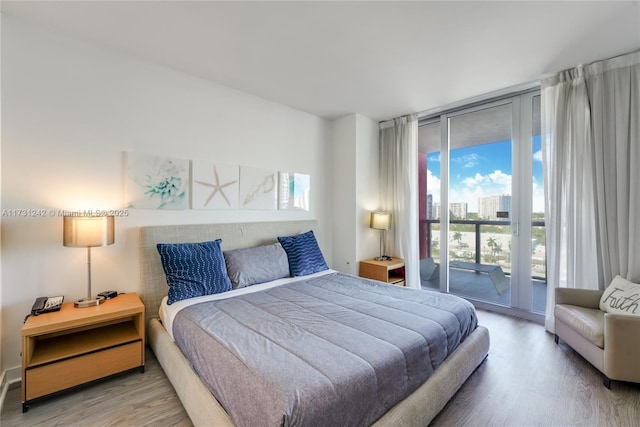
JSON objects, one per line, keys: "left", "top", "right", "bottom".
{"left": 420, "top": 219, "right": 547, "bottom": 312}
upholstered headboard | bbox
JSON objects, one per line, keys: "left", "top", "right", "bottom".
{"left": 139, "top": 220, "right": 318, "bottom": 326}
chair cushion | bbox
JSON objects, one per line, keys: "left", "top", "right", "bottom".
{"left": 555, "top": 304, "right": 605, "bottom": 348}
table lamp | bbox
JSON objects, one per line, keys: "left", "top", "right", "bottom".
{"left": 370, "top": 211, "right": 391, "bottom": 261}
{"left": 63, "top": 215, "right": 115, "bottom": 307}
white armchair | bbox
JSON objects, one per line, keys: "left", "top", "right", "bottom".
{"left": 554, "top": 287, "right": 640, "bottom": 388}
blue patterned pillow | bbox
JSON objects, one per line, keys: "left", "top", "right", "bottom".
{"left": 277, "top": 230, "right": 328, "bottom": 276}
{"left": 157, "top": 239, "right": 232, "bottom": 304}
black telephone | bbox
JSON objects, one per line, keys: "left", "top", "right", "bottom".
{"left": 31, "top": 296, "right": 64, "bottom": 315}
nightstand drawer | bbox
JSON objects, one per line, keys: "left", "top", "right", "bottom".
{"left": 22, "top": 293, "right": 145, "bottom": 411}
{"left": 26, "top": 341, "right": 142, "bottom": 400}
{"left": 359, "top": 262, "right": 389, "bottom": 282}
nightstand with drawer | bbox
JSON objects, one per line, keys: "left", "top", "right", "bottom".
{"left": 359, "top": 257, "right": 406, "bottom": 286}
{"left": 21, "top": 292, "right": 145, "bottom": 412}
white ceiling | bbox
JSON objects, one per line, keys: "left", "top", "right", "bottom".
{"left": 2, "top": 1, "right": 639, "bottom": 121}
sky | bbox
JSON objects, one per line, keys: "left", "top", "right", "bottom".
{"left": 427, "top": 136, "right": 544, "bottom": 213}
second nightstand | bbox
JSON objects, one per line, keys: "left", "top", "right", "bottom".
{"left": 359, "top": 257, "right": 405, "bottom": 286}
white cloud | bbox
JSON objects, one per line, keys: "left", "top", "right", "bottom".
{"left": 452, "top": 153, "right": 483, "bottom": 169}
{"left": 426, "top": 169, "right": 441, "bottom": 202}
{"left": 533, "top": 150, "right": 543, "bottom": 162}
{"left": 532, "top": 179, "right": 545, "bottom": 213}
{"left": 428, "top": 153, "right": 441, "bottom": 163}
{"left": 462, "top": 173, "right": 486, "bottom": 187}
{"left": 488, "top": 170, "right": 512, "bottom": 186}
{"left": 460, "top": 170, "right": 511, "bottom": 189}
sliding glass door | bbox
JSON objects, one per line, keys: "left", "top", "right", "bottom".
{"left": 447, "top": 102, "right": 513, "bottom": 304}
{"left": 419, "top": 91, "right": 545, "bottom": 318}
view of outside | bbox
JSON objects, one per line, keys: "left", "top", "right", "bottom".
{"left": 427, "top": 136, "right": 544, "bottom": 277}
{"left": 422, "top": 97, "right": 545, "bottom": 312}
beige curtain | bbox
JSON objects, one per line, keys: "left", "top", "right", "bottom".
{"left": 379, "top": 114, "right": 419, "bottom": 288}
{"left": 542, "top": 50, "right": 640, "bottom": 332}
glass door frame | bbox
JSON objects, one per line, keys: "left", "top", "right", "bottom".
{"left": 433, "top": 92, "right": 542, "bottom": 320}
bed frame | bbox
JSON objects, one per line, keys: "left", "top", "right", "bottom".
{"left": 139, "top": 220, "right": 490, "bottom": 426}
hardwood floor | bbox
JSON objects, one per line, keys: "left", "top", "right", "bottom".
{"left": 431, "top": 310, "right": 640, "bottom": 427}
{"left": 2, "top": 351, "right": 191, "bottom": 427}
{"left": 3, "top": 309, "right": 639, "bottom": 426}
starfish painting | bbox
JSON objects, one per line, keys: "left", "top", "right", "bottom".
{"left": 194, "top": 165, "right": 238, "bottom": 207}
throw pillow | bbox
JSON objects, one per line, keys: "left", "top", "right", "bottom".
{"left": 599, "top": 275, "right": 640, "bottom": 316}
{"left": 224, "top": 243, "right": 290, "bottom": 289}
{"left": 157, "top": 239, "right": 232, "bottom": 304}
{"left": 277, "top": 230, "right": 328, "bottom": 277}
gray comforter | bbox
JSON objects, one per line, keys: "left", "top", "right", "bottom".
{"left": 172, "top": 272, "right": 478, "bottom": 427}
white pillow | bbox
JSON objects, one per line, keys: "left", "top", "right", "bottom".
{"left": 599, "top": 275, "right": 640, "bottom": 316}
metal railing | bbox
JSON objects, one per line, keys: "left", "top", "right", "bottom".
{"left": 421, "top": 218, "right": 546, "bottom": 280}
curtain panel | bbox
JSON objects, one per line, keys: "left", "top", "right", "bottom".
{"left": 542, "top": 50, "right": 640, "bottom": 332}
{"left": 379, "top": 114, "right": 420, "bottom": 289}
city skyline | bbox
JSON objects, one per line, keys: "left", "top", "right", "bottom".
{"left": 426, "top": 136, "right": 544, "bottom": 213}
{"left": 429, "top": 194, "right": 511, "bottom": 219}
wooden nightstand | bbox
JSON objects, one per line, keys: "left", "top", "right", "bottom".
{"left": 21, "top": 293, "right": 145, "bottom": 412}
{"left": 359, "top": 257, "right": 405, "bottom": 286}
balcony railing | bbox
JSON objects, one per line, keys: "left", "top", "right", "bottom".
{"left": 421, "top": 218, "right": 546, "bottom": 281}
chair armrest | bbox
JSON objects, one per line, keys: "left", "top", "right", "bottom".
{"left": 604, "top": 313, "right": 640, "bottom": 382}
{"left": 555, "top": 288, "right": 603, "bottom": 308}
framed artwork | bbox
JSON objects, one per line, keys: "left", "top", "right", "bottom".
{"left": 278, "top": 172, "right": 311, "bottom": 211}
{"left": 126, "top": 152, "right": 189, "bottom": 210}
{"left": 191, "top": 161, "right": 239, "bottom": 210}
{"left": 239, "top": 166, "right": 277, "bottom": 210}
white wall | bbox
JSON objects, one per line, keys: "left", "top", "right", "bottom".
{"left": 331, "top": 113, "right": 379, "bottom": 276}
{"left": 354, "top": 114, "right": 382, "bottom": 262}
{"left": 331, "top": 115, "right": 357, "bottom": 274}
{"left": 0, "top": 15, "right": 332, "bottom": 377}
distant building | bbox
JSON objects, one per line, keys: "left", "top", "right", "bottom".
{"left": 478, "top": 195, "right": 511, "bottom": 219}
{"left": 450, "top": 202, "right": 468, "bottom": 219}
{"left": 428, "top": 200, "right": 467, "bottom": 219}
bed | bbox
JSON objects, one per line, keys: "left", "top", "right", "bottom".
{"left": 140, "top": 220, "right": 490, "bottom": 426}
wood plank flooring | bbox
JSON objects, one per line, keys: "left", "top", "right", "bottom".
{"left": 2, "top": 351, "right": 191, "bottom": 427}
{"left": 431, "top": 310, "right": 640, "bottom": 427}
{"left": 3, "top": 309, "right": 639, "bottom": 426}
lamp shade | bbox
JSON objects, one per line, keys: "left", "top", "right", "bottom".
{"left": 370, "top": 211, "right": 391, "bottom": 230}
{"left": 63, "top": 216, "right": 115, "bottom": 247}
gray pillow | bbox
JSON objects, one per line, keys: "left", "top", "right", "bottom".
{"left": 223, "top": 243, "right": 290, "bottom": 289}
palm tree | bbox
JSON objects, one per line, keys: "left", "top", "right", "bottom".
{"left": 487, "top": 237, "right": 497, "bottom": 261}
{"left": 493, "top": 242, "right": 503, "bottom": 258}
{"left": 486, "top": 237, "right": 502, "bottom": 262}
{"left": 452, "top": 231, "right": 463, "bottom": 247}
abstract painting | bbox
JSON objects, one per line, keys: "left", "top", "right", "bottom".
{"left": 278, "top": 172, "right": 311, "bottom": 211}
{"left": 239, "top": 166, "right": 277, "bottom": 210}
{"left": 126, "top": 152, "right": 189, "bottom": 209}
{"left": 191, "top": 161, "right": 239, "bottom": 210}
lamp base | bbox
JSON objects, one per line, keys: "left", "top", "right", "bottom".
{"left": 374, "top": 255, "right": 393, "bottom": 261}
{"left": 74, "top": 296, "right": 105, "bottom": 308}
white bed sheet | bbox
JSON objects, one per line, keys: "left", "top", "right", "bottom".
{"left": 159, "top": 269, "right": 336, "bottom": 341}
